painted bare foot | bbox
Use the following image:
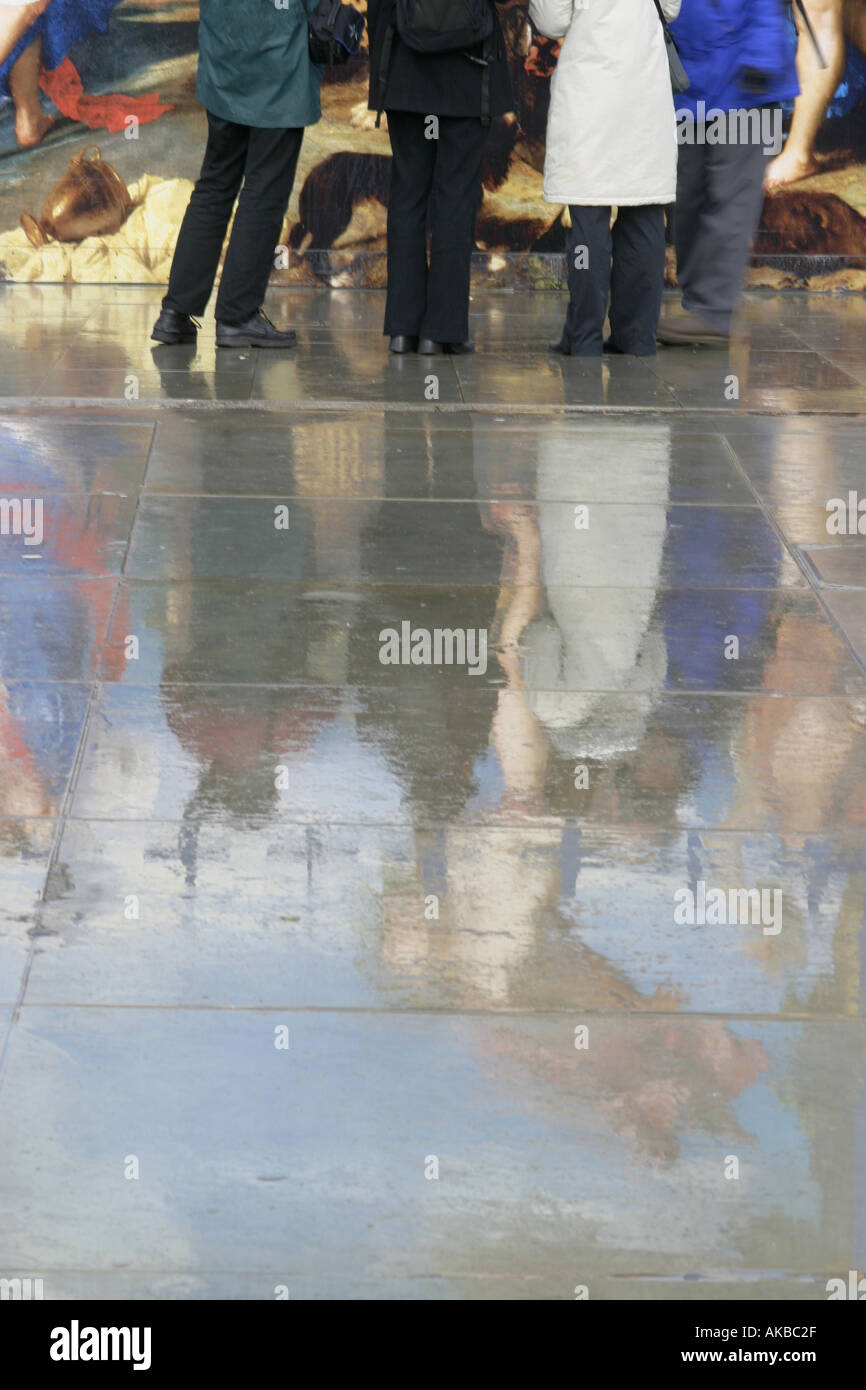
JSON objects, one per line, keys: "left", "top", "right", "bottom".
{"left": 764, "top": 146, "right": 820, "bottom": 191}
{"left": 15, "top": 108, "right": 55, "bottom": 148}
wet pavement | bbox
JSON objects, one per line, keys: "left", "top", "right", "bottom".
{"left": 1, "top": 285, "right": 865, "bottom": 1300}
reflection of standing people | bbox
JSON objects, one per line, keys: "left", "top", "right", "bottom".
{"left": 367, "top": 0, "right": 513, "bottom": 356}
{"left": 530, "top": 0, "right": 681, "bottom": 356}
{"left": 152, "top": 0, "right": 322, "bottom": 350}
{"left": 660, "top": 0, "right": 798, "bottom": 344}
{"left": 514, "top": 422, "right": 670, "bottom": 743}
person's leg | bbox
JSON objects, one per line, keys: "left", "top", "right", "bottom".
{"left": 670, "top": 139, "right": 706, "bottom": 312}
{"left": 608, "top": 204, "right": 666, "bottom": 355}
{"left": 215, "top": 124, "right": 304, "bottom": 325}
{"left": 765, "top": 0, "right": 846, "bottom": 188}
{"left": 555, "top": 205, "right": 612, "bottom": 356}
{"left": 8, "top": 35, "right": 53, "bottom": 146}
{"left": 679, "top": 134, "right": 770, "bottom": 334}
{"left": 383, "top": 110, "right": 436, "bottom": 338}
{"left": 163, "top": 112, "right": 249, "bottom": 317}
{"left": 423, "top": 115, "right": 487, "bottom": 344}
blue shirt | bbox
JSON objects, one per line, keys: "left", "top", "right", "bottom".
{"left": 672, "top": 0, "right": 799, "bottom": 115}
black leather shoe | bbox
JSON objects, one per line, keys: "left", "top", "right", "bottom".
{"left": 216, "top": 309, "right": 297, "bottom": 349}
{"left": 418, "top": 339, "right": 475, "bottom": 355}
{"left": 151, "top": 308, "right": 199, "bottom": 344}
{"left": 389, "top": 335, "right": 418, "bottom": 354}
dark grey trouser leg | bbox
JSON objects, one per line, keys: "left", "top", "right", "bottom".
{"left": 674, "top": 117, "right": 774, "bottom": 334}
{"left": 609, "top": 203, "right": 667, "bottom": 355}
{"left": 559, "top": 205, "right": 612, "bottom": 356}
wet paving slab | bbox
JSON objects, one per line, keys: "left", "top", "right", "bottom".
{"left": 0, "top": 418, "right": 154, "bottom": 494}
{"left": 28, "top": 819, "right": 866, "bottom": 1017}
{"left": 0, "top": 682, "right": 91, "bottom": 819}
{"left": 0, "top": 1267, "right": 844, "bottom": 1300}
{"left": 96, "top": 582, "right": 862, "bottom": 693}
{"left": 18, "top": 1273, "right": 851, "bottom": 1300}
{"left": 0, "top": 364, "right": 62, "bottom": 396}
{"left": 645, "top": 348, "right": 866, "bottom": 412}
{"left": 800, "top": 541, "right": 866, "bottom": 589}
{"left": 251, "top": 352, "right": 465, "bottom": 406}
{"left": 810, "top": 349, "right": 866, "bottom": 387}
{"left": 143, "top": 414, "right": 756, "bottom": 504}
{"left": 122, "top": 497, "right": 804, "bottom": 587}
{"left": 451, "top": 352, "right": 681, "bottom": 409}
{"left": 36, "top": 365, "right": 258, "bottom": 404}
{"left": 822, "top": 590, "right": 866, "bottom": 668}
{"left": 0, "top": 493, "right": 137, "bottom": 575}
{"left": 2, "top": 289, "right": 866, "bottom": 1299}
{"left": 0, "top": 1008, "right": 862, "bottom": 1286}
{"left": 68, "top": 684, "right": 866, "bottom": 834}
{"left": 0, "top": 578, "right": 117, "bottom": 683}
{"left": 57, "top": 338, "right": 263, "bottom": 376}
{"left": 723, "top": 421, "right": 866, "bottom": 545}
{"left": 0, "top": 819, "right": 55, "bottom": 1000}
{"left": 2, "top": 302, "right": 864, "bottom": 413}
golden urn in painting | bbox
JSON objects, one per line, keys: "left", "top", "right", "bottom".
{"left": 20, "top": 147, "right": 133, "bottom": 247}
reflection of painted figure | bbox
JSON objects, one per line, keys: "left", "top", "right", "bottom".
{"left": 0, "top": 426, "right": 129, "bottom": 822}
{"left": 766, "top": 0, "right": 866, "bottom": 188}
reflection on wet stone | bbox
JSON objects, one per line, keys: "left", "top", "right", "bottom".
{"left": 2, "top": 291, "right": 866, "bottom": 1298}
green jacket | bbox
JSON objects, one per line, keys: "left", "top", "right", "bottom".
{"left": 196, "top": 0, "right": 323, "bottom": 129}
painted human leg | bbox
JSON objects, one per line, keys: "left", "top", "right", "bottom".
{"left": 0, "top": 0, "right": 49, "bottom": 67}
{"left": 8, "top": 33, "right": 53, "bottom": 145}
{"left": 765, "top": 0, "right": 846, "bottom": 188}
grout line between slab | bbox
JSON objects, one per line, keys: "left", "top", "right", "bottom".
{"left": 2, "top": 396, "right": 866, "bottom": 417}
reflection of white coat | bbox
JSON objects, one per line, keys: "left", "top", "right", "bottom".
{"left": 528, "top": 0, "right": 681, "bottom": 207}
{"left": 521, "top": 424, "right": 671, "bottom": 757}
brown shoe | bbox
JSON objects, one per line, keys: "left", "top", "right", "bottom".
{"left": 657, "top": 311, "right": 729, "bottom": 347}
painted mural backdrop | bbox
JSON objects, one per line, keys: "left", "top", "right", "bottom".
{"left": 1, "top": 0, "right": 865, "bottom": 288}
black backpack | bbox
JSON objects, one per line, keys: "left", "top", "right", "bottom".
{"left": 308, "top": 0, "right": 365, "bottom": 66}
{"left": 374, "top": 0, "right": 497, "bottom": 126}
{"left": 396, "top": 0, "right": 493, "bottom": 53}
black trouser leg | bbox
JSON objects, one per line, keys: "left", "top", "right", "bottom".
{"left": 384, "top": 110, "right": 437, "bottom": 337}
{"left": 608, "top": 204, "right": 667, "bottom": 355}
{"left": 560, "top": 205, "right": 612, "bottom": 356}
{"left": 215, "top": 124, "right": 304, "bottom": 324}
{"left": 163, "top": 111, "right": 249, "bottom": 317}
{"left": 675, "top": 121, "right": 772, "bottom": 333}
{"left": 424, "top": 115, "right": 488, "bottom": 343}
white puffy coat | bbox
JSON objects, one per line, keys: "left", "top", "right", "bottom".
{"left": 528, "top": 0, "right": 682, "bottom": 207}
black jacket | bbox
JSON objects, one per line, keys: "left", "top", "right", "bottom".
{"left": 367, "top": 0, "right": 513, "bottom": 120}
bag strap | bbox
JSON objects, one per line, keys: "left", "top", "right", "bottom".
{"left": 793, "top": 0, "right": 828, "bottom": 68}
{"left": 651, "top": 0, "right": 671, "bottom": 36}
{"left": 480, "top": 31, "right": 493, "bottom": 126}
